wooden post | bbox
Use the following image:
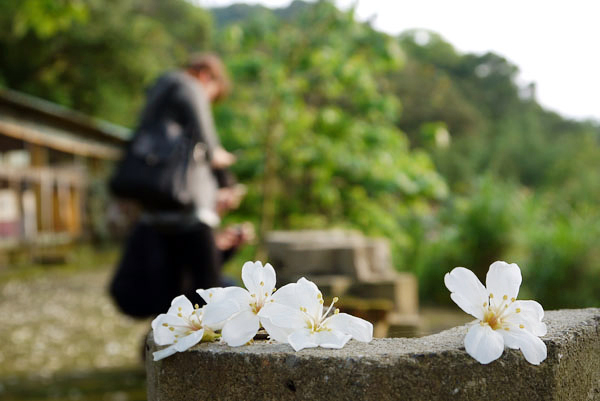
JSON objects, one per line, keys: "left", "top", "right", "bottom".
{"left": 28, "top": 144, "right": 48, "bottom": 235}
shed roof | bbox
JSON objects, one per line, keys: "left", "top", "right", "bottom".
{"left": 0, "top": 88, "right": 131, "bottom": 159}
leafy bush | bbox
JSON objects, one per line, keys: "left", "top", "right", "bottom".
{"left": 517, "top": 203, "right": 600, "bottom": 308}
{"left": 413, "top": 177, "right": 522, "bottom": 304}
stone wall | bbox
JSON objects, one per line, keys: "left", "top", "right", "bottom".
{"left": 146, "top": 308, "right": 600, "bottom": 400}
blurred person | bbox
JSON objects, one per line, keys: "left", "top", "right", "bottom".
{"left": 110, "top": 53, "right": 253, "bottom": 318}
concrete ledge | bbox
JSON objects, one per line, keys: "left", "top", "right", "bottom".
{"left": 146, "top": 308, "right": 600, "bottom": 400}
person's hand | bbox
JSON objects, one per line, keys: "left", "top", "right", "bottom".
{"left": 215, "top": 223, "right": 255, "bottom": 251}
{"left": 211, "top": 146, "right": 236, "bottom": 169}
{"left": 216, "top": 184, "right": 247, "bottom": 215}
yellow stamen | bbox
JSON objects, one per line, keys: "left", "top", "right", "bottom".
{"left": 194, "top": 304, "right": 199, "bottom": 309}
{"left": 162, "top": 323, "right": 168, "bottom": 327}
{"left": 516, "top": 308, "right": 521, "bottom": 313}
{"left": 483, "top": 311, "right": 501, "bottom": 330}
{"left": 260, "top": 281, "right": 264, "bottom": 286}
{"left": 519, "top": 324, "right": 525, "bottom": 329}
{"left": 503, "top": 295, "right": 508, "bottom": 300}
{"left": 169, "top": 327, "right": 175, "bottom": 331}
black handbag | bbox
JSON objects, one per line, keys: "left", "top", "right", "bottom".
{"left": 109, "top": 122, "right": 207, "bottom": 211}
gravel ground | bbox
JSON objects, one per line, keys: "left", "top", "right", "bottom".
{"left": 0, "top": 267, "right": 151, "bottom": 379}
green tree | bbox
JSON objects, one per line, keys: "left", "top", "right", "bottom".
{"left": 0, "top": 0, "right": 212, "bottom": 126}
{"left": 213, "top": 1, "right": 447, "bottom": 263}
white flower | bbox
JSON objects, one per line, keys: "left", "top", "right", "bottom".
{"left": 258, "top": 277, "right": 373, "bottom": 351}
{"left": 198, "top": 261, "right": 287, "bottom": 346}
{"left": 151, "top": 295, "right": 216, "bottom": 361}
{"left": 444, "top": 261, "right": 547, "bottom": 365}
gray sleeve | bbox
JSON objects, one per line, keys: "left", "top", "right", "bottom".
{"left": 185, "top": 80, "right": 221, "bottom": 158}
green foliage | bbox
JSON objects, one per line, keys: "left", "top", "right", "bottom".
{"left": 0, "top": 0, "right": 212, "bottom": 126}
{"left": 413, "top": 177, "right": 521, "bottom": 304}
{"left": 513, "top": 197, "right": 600, "bottom": 309}
{"left": 391, "top": 27, "right": 600, "bottom": 308}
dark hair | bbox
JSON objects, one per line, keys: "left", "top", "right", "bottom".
{"left": 186, "top": 53, "right": 231, "bottom": 101}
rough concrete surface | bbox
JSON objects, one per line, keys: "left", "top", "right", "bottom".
{"left": 146, "top": 308, "right": 600, "bottom": 401}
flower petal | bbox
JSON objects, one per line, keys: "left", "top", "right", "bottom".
{"left": 173, "top": 329, "right": 204, "bottom": 352}
{"left": 261, "top": 262, "right": 276, "bottom": 292}
{"left": 152, "top": 314, "right": 188, "bottom": 345}
{"left": 294, "top": 277, "right": 323, "bottom": 321}
{"left": 241, "top": 261, "right": 276, "bottom": 295}
{"left": 464, "top": 323, "right": 505, "bottom": 364}
{"left": 153, "top": 344, "right": 178, "bottom": 361}
{"left": 444, "top": 267, "right": 488, "bottom": 319}
{"left": 269, "top": 282, "right": 300, "bottom": 307}
{"left": 486, "top": 261, "right": 522, "bottom": 305}
{"left": 202, "top": 297, "right": 248, "bottom": 329}
{"left": 314, "top": 330, "right": 352, "bottom": 349}
{"left": 260, "top": 316, "right": 293, "bottom": 344}
{"left": 505, "top": 300, "right": 547, "bottom": 336}
{"left": 197, "top": 286, "right": 249, "bottom": 305}
{"left": 166, "top": 295, "right": 194, "bottom": 317}
{"left": 269, "top": 278, "right": 322, "bottom": 322}
{"left": 258, "top": 302, "right": 306, "bottom": 330}
{"left": 287, "top": 329, "right": 319, "bottom": 351}
{"left": 501, "top": 325, "right": 547, "bottom": 365}
{"left": 221, "top": 310, "right": 260, "bottom": 346}
{"left": 324, "top": 313, "right": 373, "bottom": 342}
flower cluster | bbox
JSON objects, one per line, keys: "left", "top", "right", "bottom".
{"left": 151, "top": 261, "right": 373, "bottom": 360}
{"left": 151, "top": 295, "right": 220, "bottom": 361}
{"left": 152, "top": 259, "right": 546, "bottom": 366}
{"left": 445, "top": 261, "right": 547, "bottom": 365}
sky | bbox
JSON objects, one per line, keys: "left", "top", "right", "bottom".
{"left": 199, "top": 0, "right": 600, "bottom": 121}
